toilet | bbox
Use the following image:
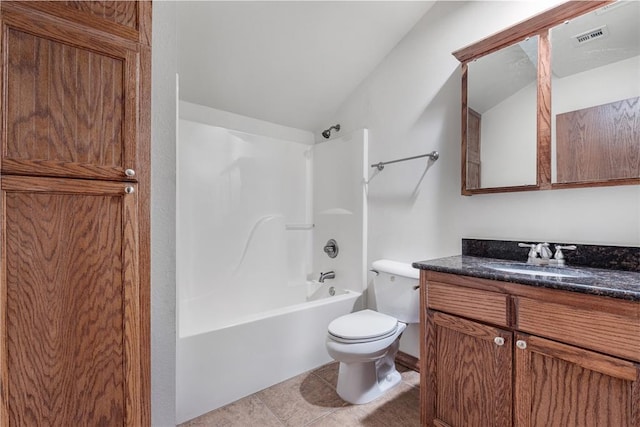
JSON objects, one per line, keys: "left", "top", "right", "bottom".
{"left": 325, "top": 259, "right": 419, "bottom": 404}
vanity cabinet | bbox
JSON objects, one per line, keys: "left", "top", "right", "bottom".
{"left": 420, "top": 271, "right": 640, "bottom": 427}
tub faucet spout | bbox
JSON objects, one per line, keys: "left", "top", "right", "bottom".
{"left": 319, "top": 271, "right": 335, "bottom": 283}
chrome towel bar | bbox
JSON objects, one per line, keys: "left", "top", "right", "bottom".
{"left": 371, "top": 151, "right": 439, "bottom": 171}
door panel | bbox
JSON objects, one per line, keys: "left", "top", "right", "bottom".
{"left": 0, "top": 176, "right": 140, "bottom": 426}
{"left": 515, "top": 333, "right": 640, "bottom": 427}
{"left": 1, "top": 6, "right": 139, "bottom": 181}
{"left": 425, "top": 310, "right": 512, "bottom": 427}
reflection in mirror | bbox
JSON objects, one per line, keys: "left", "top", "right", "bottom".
{"left": 551, "top": 1, "right": 640, "bottom": 184}
{"left": 466, "top": 36, "right": 538, "bottom": 189}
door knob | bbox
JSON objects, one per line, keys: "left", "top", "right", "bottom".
{"left": 516, "top": 340, "right": 527, "bottom": 350}
{"left": 494, "top": 337, "right": 505, "bottom": 346}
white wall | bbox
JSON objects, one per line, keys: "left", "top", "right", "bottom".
{"left": 323, "top": 0, "right": 640, "bottom": 357}
{"left": 151, "top": 2, "right": 177, "bottom": 425}
{"left": 480, "top": 82, "right": 537, "bottom": 187}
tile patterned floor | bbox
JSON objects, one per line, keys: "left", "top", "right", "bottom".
{"left": 180, "top": 362, "right": 420, "bottom": 426}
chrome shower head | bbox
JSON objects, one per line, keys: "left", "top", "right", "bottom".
{"left": 322, "top": 124, "right": 341, "bottom": 139}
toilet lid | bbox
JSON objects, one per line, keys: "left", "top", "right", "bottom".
{"left": 328, "top": 309, "right": 398, "bottom": 342}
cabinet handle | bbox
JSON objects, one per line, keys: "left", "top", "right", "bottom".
{"left": 125, "top": 186, "right": 135, "bottom": 194}
{"left": 125, "top": 169, "right": 136, "bottom": 177}
{"left": 494, "top": 337, "right": 505, "bottom": 346}
{"left": 516, "top": 340, "right": 527, "bottom": 350}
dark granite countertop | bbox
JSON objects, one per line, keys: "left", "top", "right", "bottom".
{"left": 412, "top": 255, "right": 640, "bottom": 301}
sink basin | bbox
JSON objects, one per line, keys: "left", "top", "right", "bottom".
{"left": 484, "top": 263, "right": 592, "bottom": 278}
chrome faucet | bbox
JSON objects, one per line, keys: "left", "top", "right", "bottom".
{"left": 519, "top": 242, "right": 576, "bottom": 266}
{"left": 536, "top": 243, "right": 553, "bottom": 260}
{"left": 518, "top": 242, "right": 552, "bottom": 264}
{"left": 318, "top": 271, "right": 335, "bottom": 283}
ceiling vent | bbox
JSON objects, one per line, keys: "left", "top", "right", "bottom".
{"left": 572, "top": 25, "right": 609, "bottom": 46}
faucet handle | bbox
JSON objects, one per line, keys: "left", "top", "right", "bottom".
{"left": 554, "top": 245, "right": 576, "bottom": 261}
{"left": 518, "top": 243, "right": 538, "bottom": 259}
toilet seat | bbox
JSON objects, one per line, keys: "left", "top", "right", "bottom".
{"left": 328, "top": 309, "right": 398, "bottom": 344}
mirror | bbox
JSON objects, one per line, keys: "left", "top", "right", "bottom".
{"left": 455, "top": 1, "right": 640, "bottom": 195}
{"left": 466, "top": 37, "right": 538, "bottom": 190}
{"left": 551, "top": 1, "right": 640, "bottom": 184}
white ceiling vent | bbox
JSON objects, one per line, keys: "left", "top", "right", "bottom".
{"left": 572, "top": 25, "right": 610, "bottom": 46}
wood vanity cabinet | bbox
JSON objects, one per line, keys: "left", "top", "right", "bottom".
{"left": 0, "top": 2, "right": 151, "bottom": 425}
{"left": 420, "top": 271, "right": 640, "bottom": 427}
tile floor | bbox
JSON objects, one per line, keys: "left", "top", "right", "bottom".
{"left": 180, "top": 362, "right": 420, "bottom": 426}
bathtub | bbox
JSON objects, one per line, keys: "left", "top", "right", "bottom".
{"left": 176, "top": 283, "right": 362, "bottom": 424}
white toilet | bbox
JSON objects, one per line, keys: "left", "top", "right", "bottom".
{"left": 325, "top": 259, "right": 419, "bottom": 404}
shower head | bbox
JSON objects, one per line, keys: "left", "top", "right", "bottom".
{"left": 322, "top": 124, "right": 341, "bottom": 139}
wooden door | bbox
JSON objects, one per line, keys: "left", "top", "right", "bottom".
{"left": 514, "top": 332, "right": 640, "bottom": 427}
{"left": 0, "top": 176, "right": 141, "bottom": 426}
{"left": 466, "top": 108, "right": 481, "bottom": 189}
{"left": 0, "top": 2, "right": 145, "bottom": 182}
{"left": 424, "top": 310, "right": 512, "bottom": 427}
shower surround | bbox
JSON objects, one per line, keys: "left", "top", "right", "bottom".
{"left": 176, "top": 102, "right": 367, "bottom": 422}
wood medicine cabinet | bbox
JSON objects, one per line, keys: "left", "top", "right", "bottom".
{"left": 455, "top": 1, "right": 640, "bottom": 195}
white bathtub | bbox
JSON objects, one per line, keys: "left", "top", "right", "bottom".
{"left": 176, "top": 283, "right": 362, "bottom": 424}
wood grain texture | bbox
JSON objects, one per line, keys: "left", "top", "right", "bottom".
{"left": 466, "top": 108, "right": 481, "bottom": 190}
{"left": 556, "top": 97, "right": 640, "bottom": 183}
{"left": 5, "top": 27, "right": 123, "bottom": 169}
{"left": 1, "top": 5, "right": 139, "bottom": 181}
{"left": 396, "top": 351, "right": 419, "bottom": 373}
{"left": 515, "top": 333, "right": 639, "bottom": 427}
{"left": 138, "top": 43, "right": 152, "bottom": 427}
{"left": 460, "top": 63, "right": 470, "bottom": 196}
{"left": 431, "top": 311, "right": 512, "bottom": 427}
{"left": 537, "top": 31, "right": 552, "bottom": 190}
{"left": 427, "top": 280, "right": 508, "bottom": 327}
{"left": 425, "top": 270, "right": 640, "bottom": 318}
{"left": 420, "top": 272, "right": 430, "bottom": 426}
{"left": 1, "top": 177, "right": 141, "bottom": 426}
{"left": 3, "top": 182, "right": 127, "bottom": 425}
{"left": 4, "top": 1, "right": 141, "bottom": 42}
{"left": 422, "top": 270, "right": 640, "bottom": 426}
{"left": 0, "top": 0, "right": 151, "bottom": 423}
{"left": 516, "top": 296, "right": 640, "bottom": 363}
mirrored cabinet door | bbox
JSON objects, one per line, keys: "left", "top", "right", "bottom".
{"left": 551, "top": 1, "right": 640, "bottom": 185}
{"left": 466, "top": 37, "right": 539, "bottom": 190}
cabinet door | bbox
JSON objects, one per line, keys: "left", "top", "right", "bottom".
{"left": 514, "top": 333, "right": 640, "bottom": 427}
{"left": 0, "top": 3, "right": 140, "bottom": 181}
{"left": 423, "top": 310, "right": 512, "bottom": 427}
{"left": 0, "top": 176, "right": 141, "bottom": 426}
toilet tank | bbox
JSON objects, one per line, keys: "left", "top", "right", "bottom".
{"left": 371, "top": 259, "right": 420, "bottom": 324}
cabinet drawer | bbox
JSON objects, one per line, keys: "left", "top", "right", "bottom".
{"left": 427, "top": 281, "right": 508, "bottom": 327}
{"left": 516, "top": 297, "right": 640, "bottom": 362}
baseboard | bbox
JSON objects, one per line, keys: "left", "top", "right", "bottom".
{"left": 395, "top": 351, "right": 419, "bottom": 372}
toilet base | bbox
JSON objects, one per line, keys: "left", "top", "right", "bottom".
{"left": 335, "top": 340, "right": 402, "bottom": 404}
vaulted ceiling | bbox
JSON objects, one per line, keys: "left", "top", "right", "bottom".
{"left": 177, "top": 1, "right": 436, "bottom": 132}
